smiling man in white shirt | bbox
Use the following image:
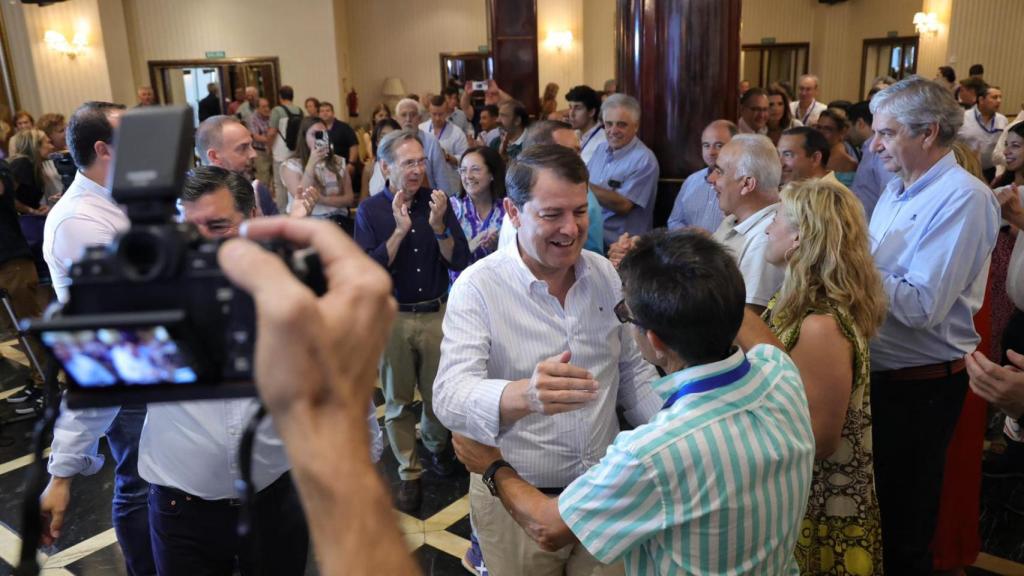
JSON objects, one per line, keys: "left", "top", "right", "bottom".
{"left": 434, "top": 144, "right": 660, "bottom": 575}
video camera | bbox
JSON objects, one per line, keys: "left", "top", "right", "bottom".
{"left": 22, "top": 106, "right": 325, "bottom": 408}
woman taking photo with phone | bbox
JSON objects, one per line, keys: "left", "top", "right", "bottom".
{"left": 282, "top": 116, "right": 355, "bottom": 232}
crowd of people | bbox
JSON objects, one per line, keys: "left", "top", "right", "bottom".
{"left": 0, "top": 63, "right": 1021, "bottom": 576}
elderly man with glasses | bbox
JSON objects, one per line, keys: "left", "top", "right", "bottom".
{"left": 354, "top": 128, "right": 470, "bottom": 513}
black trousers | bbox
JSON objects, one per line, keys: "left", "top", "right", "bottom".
{"left": 148, "top": 472, "right": 309, "bottom": 576}
{"left": 871, "top": 368, "right": 968, "bottom": 575}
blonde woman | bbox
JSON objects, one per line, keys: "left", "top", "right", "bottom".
{"left": 739, "top": 178, "right": 887, "bottom": 575}
{"left": 8, "top": 129, "right": 58, "bottom": 215}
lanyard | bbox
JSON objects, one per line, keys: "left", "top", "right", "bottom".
{"left": 975, "top": 109, "right": 1001, "bottom": 134}
{"left": 662, "top": 357, "right": 751, "bottom": 410}
{"left": 581, "top": 124, "right": 603, "bottom": 152}
{"left": 435, "top": 122, "right": 448, "bottom": 141}
{"left": 799, "top": 100, "right": 816, "bottom": 126}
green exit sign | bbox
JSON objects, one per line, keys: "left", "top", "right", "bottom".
{"left": 761, "top": 37, "right": 776, "bottom": 45}
{"left": 205, "top": 51, "right": 226, "bottom": 59}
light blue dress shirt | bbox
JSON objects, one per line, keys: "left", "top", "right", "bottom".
{"left": 667, "top": 167, "right": 723, "bottom": 233}
{"left": 586, "top": 137, "right": 660, "bottom": 247}
{"left": 868, "top": 151, "right": 1000, "bottom": 371}
{"left": 851, "top": 136, "right": 897, "bottom": 220}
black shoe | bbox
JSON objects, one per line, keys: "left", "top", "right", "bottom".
{"left": 983, "top": 437, "right": 1024, "bottom": 478}
{"left": 428, "top": 446, "right": 464, "bottom": 478}
{"left": 395, "top": 479, "right": 422, "bottom": 513}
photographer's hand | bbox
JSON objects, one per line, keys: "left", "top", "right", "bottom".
{"left": 39, "top": 476, "right": 72, "bottom": 546}
{"left": 218, "top": 217, "right": 418, "bottom": 576}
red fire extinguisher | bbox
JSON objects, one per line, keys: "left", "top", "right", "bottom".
{"left": 347, "top": 88, "right": 359, "bottom": 117}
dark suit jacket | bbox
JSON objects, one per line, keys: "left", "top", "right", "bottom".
{"left": 198, "top": 93, "right": 222, "bottom": 122}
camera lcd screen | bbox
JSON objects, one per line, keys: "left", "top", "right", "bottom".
{"left": 41, "top": 326, "right": 198, "bottom": 387}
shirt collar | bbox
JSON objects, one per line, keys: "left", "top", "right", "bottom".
{"left": 650, "top": 347, "right": 748, "bottom": 403}
{"left": 604, "top": 135, "right": 640, "bottom": 159}
{"left": 891, "top": 151, "right": 958, "bottom": 200}
{"left": 383, "top": 185, "right": 423, "bottom": 203}
{"left": 501, "top": 237, "right": 590, "bottom": 291}
{"left": 71, "top": 170, "right": 115, "bottom": 202}
{"left": 582, "top": 123, "right": 602, "bottom": 140}
{"left": 733, "top": 202, "right": 778, "bottom": 235}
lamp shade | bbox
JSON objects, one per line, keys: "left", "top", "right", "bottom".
{"left": 382, "top": 77, "right": 406, "bottom": 97}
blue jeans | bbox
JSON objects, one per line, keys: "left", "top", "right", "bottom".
{"left": 148, "top": 473, "right": 308, "bottom": 576}
{"left": 105, "top": 404, "right": 155, "bottom": 576}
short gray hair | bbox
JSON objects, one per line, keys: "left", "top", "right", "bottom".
{"left": 601, "top": 93, "right": 641, "bottom": 123}
{"left": 377, "top": 128, "right": 423, "bottom": 166}
{"left": 798, "top": 74, "right": 820, "bottom": 88}
{"left": 195, "top": 115, "right": 243, "bottom": 165}
{"left": 869, "top": 75, "right": 963, "bottom": 146}
{"left": 395, "top": 98, "right": 423, "bottom": 116}
{"left": 727, "top": 134, "right": 781, "bottom": 192}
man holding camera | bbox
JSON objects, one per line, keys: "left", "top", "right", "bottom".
{"left": 40, "top": 101, "right": 155, "bottom": 576}
{"left": 41, "top": 164, "right": 383, "bottom": 574}
{"left": 354, "top": 128, "right": 470, "bottom": 512}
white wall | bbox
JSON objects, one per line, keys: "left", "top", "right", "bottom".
{"left": 583, "top": 0, "right": 616, "bottom": 89}
{"left": 946, "top": 0, "right": 1023, "bottom": 109}
{"left": 537, "top": 0, "right": 584, "bottom": 112}
{"left": 741, "top": 0, "right": 920, "bottom": 102}
{"left": 346, "top": 0, "right": 488, "bottom": 113}
{"left": 3, "top": 0, "right": 116, "bottom": 117}
{"left": 121, "top": 0, "right": 343, "bottom": 108}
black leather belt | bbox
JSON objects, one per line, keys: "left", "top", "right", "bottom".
{"left": 397, "top": 294, "right": 448, "bottom": 313}
{"left": 538, "top": 487, "right": 565, "bottom": 496}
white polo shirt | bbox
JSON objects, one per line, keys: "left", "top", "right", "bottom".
{"left": 959, "top": 106, "right": 1009, "bottom": 169}
{"left": 712, "top": 202, "right": 785, "bottom": 307}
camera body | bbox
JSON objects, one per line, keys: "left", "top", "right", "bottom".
{"left": 24, "top": 106, "right": 324, "bottom": 408}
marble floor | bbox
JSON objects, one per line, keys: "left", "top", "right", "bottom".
{"left": 1, "top": 334, "right": 1023, "bottom": 576}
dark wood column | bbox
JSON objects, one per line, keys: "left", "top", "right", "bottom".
{"left": 488, "top": 0, "right": 540, "bottom": 115}
{"left": 617, "top": 0, "right": 742, "bottom": 226}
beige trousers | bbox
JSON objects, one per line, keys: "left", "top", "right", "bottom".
{"left": 469, "top": 474, "right": 625, "bottom": 576}
{"left": 381, "top": 307, "right": 449, "bottom": 480}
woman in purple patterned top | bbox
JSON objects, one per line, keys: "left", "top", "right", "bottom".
{"left": 450, "top": 146, "right": 506, "bottom": 282}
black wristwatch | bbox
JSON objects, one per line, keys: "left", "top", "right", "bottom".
{"left": 482, "top": 459, "right": 515, "bottom": 496}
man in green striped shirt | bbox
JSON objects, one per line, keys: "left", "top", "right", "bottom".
{"left": 454, "top": 229, "right": 815, "bottom": 575}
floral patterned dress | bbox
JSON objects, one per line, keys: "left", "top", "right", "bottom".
{"left": 765, "top": 297, "right": 884, "bottom": 576}
{"left": 450, "top": 195, "right": 504, "bottom": 283}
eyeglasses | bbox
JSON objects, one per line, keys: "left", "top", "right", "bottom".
{"left": 614, "top": 299, "right": 643, "bottom": 327}
{"left": 399, "top": 158, "right": 428, "bottom": 170}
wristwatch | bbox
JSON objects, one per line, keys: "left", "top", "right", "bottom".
{"left": 434, "top": 227, "right": 451, "bottom": 240}
{"left": 482, "top": 459, "right": 515, "bottom": 496}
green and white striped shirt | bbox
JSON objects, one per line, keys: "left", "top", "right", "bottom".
{"left": 558, "top": 345, "right": 815, "bottom": 575}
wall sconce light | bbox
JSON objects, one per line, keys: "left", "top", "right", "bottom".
{"left": 913, "top": 11, "right": 940, "bottom": 36}
{"left": 44, "top": 24, "right": 88, "bottom": 59}
{"left": 544, "top": 30, "right": 574, "bottom": 52}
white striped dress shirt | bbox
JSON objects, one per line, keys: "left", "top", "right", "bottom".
{"left": 434, "top": 241, "right": 662, "bottom": 488}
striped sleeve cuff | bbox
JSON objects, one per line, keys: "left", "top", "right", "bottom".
{"left": 467, "top": 378, "right": 512, "bottom": 446}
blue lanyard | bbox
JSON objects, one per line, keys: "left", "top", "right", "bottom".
{"left": 436, "top": 122, "right": 448, "bottom": 141}
{"left": 662, "top": 357, "right": 752, "bottom": 410}
{"left": 582, "top": 124, "right": 603, "bottom": 152}
{"left": 799, "top": 100, "right": 816, "bottom": 125}
{"left": 975, "top": 109, "right": 1000, "bottom": 134}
